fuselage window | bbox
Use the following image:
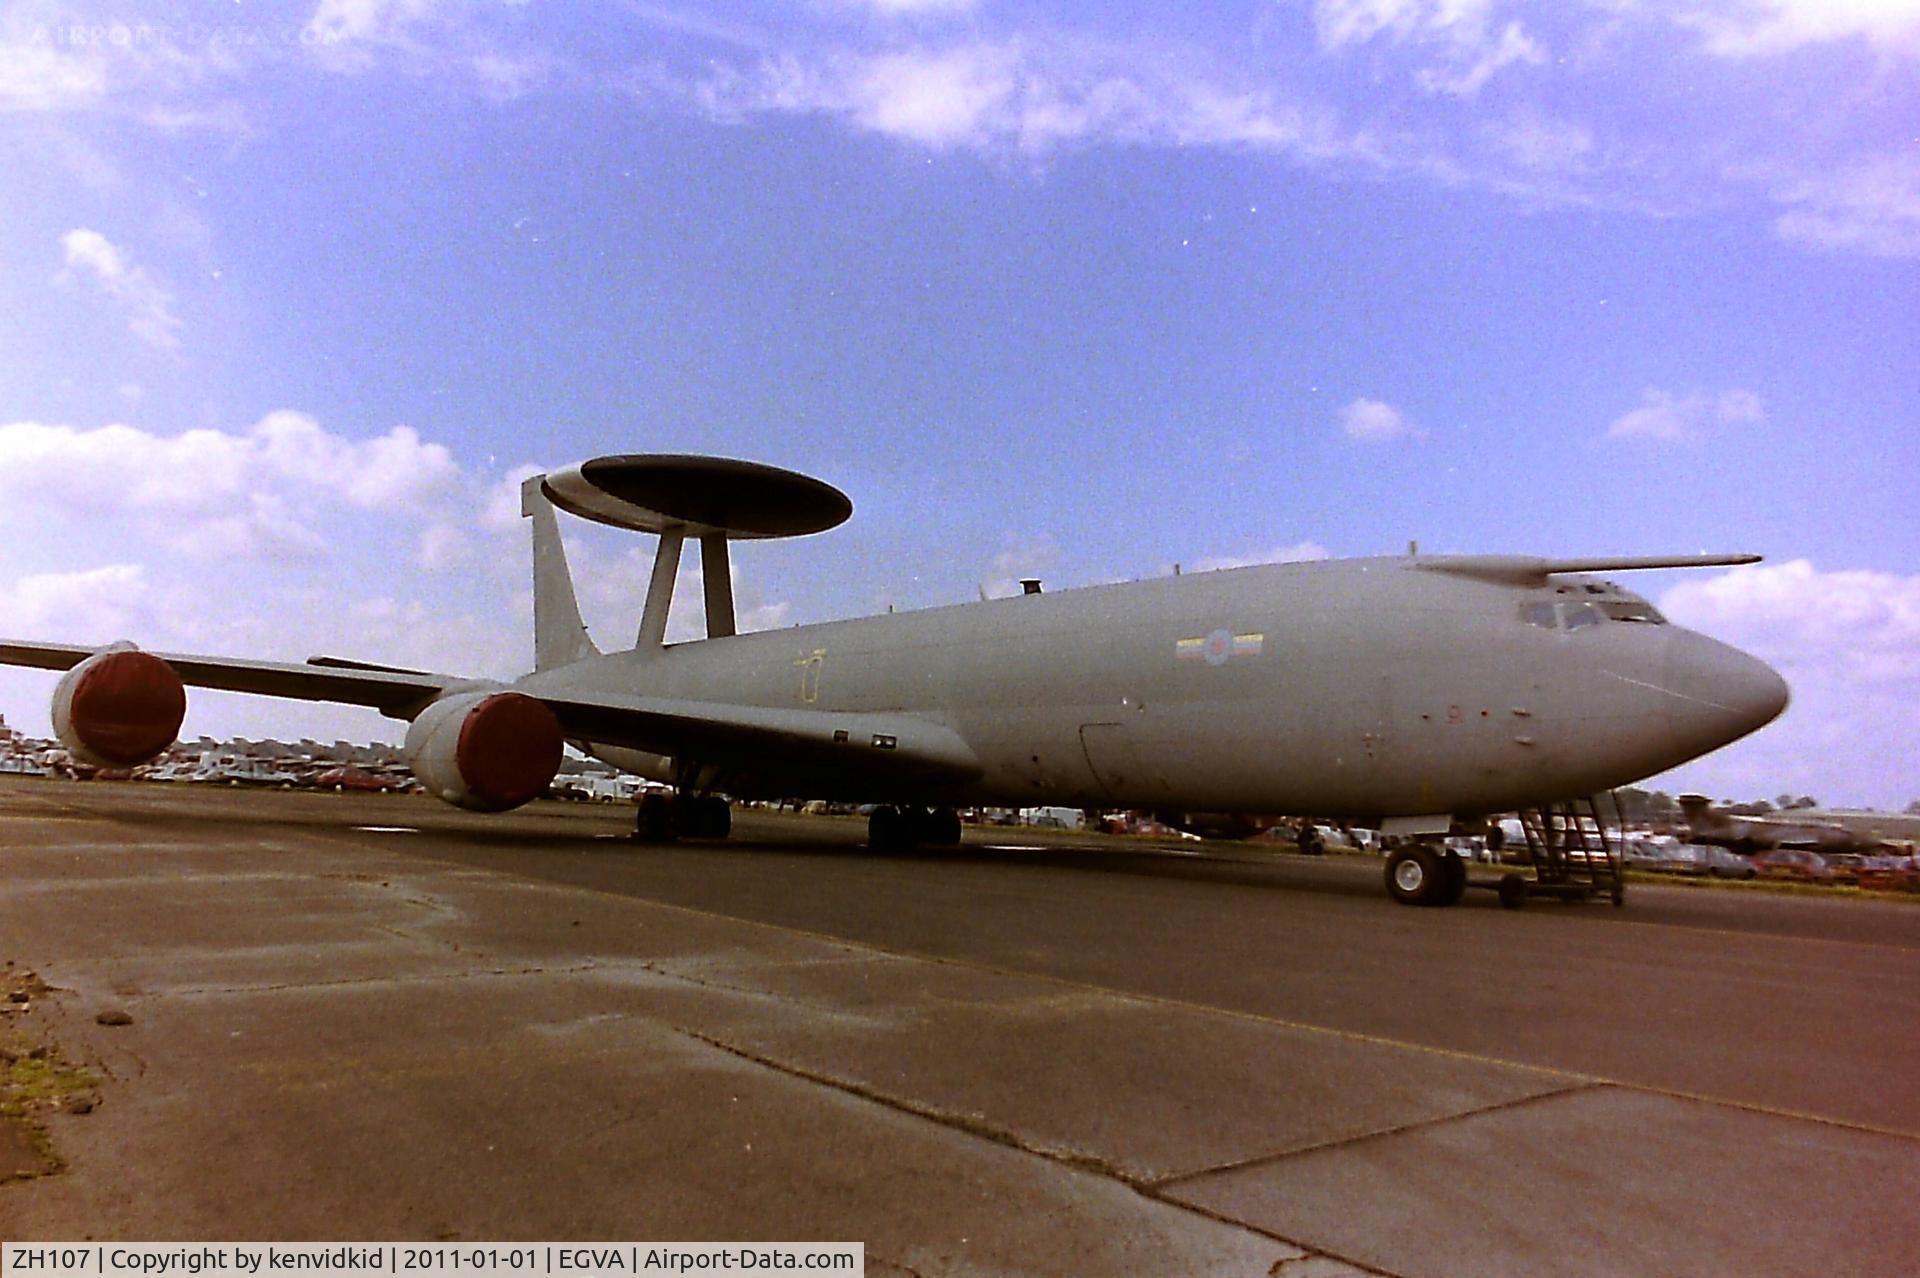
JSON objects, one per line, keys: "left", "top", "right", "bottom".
{"left": 1561, "top": 602, "right": 1603, "bottom": 631}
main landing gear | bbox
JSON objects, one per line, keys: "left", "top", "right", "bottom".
{"left": 1383, "top": 840, "right": 1469, "bottom": 908}
{"left": 633, "top": 792, "right": 732, "bottom": 843}
{"left": 868, "top": 805, "right": 963, "bottom": 853}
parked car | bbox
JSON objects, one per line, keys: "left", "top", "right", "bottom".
{"left": 1823, "top": 853, "right": 1868, "bottom": 885}
{"left": 1855, "top": 855, "right": 1919, "bottom": 892}
{"left": 317, "top": 765, "right": 410, "bottom": 793}
{"left": 1753, "top": 849, "right": 1836, "bottom": 884}
{"left": 1695, "top": 845, "right": 1757, "bottom": 879}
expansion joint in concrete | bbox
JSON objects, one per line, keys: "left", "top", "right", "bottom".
{"left": 673, "top": 1025, "right": 1392, "bottom": 1278}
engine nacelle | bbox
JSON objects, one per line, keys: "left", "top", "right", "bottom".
{"left": 404, "top": 690, "right": 564, "bottom": 812}
{"left": 51, "top": 643, "right": 188, "bottom": 769}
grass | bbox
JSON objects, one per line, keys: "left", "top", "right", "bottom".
{"left": 1, "top": 994, "right": 102, "bottom": 1181}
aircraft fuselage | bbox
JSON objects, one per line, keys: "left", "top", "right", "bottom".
{"left": 542, "top": 555, "right": 1786, "bottom": 822}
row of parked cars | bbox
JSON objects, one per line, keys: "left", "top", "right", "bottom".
{"left": 1623, "top": 839, "right": 1920, "bottom": 889}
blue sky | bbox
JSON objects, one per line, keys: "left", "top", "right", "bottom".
{"left": 1, "top": 0, "right": 1916, "bottom": 807}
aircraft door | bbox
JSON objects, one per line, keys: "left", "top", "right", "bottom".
{"left": 1079, "top": 723, "right": 1169, "bottom": 804}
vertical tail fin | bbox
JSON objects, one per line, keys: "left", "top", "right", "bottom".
{"left": 521, "top": 475, "right": 601, "bottom": 671}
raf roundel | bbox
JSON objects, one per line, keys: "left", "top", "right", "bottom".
{"left": 1204, "top": 629, "right": 1233, "bottom": 667}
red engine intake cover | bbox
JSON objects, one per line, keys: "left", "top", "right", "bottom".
{"left": 64, "top": 649, "right": 187, "bottom": 766}
{"left": 455, "top": 692, "right": 564, "bottom": 811}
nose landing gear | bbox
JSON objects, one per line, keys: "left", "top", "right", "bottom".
{"left": 1383, "top": 841, "right": 1468, "bottom": 907}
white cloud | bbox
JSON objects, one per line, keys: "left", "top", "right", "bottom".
{"left": 252, "top": 411, "right": 461, "bottom": 509}
{"left": 1658, "top": 560, "right": 1920, "bottom": 808}
{"left": 1604, "top": 387, "right": 1766, "bottom": 442}
{"left": 1683, "top": 0, "right": 1920, "bottom": 58}
{"left": 683, "top": 39, "right": 1330, "bottom": 157}
{"left": 0, "top": 415, "right": 465, "bottom": 564}
{"left": 1417, "top": 20, "right": 1545, "bottom": 97}
{"left": 1184, "top": 542, "right": 1332, "bottom": 574}
{"left": 307, "top": 0, "right": 440, "bottom": 45}
{"left": 851, "top": 0, "right": 980, "bottom": 17}
{"left": 1339, "top": 397, "right": 1418, "bottom": 442}
{"left": 1766, "top": 153, "right": 1920, "bottom": 259}
{"left": 1313, "top": 0, "right": 1545, "bottom": 97}
{"left": 0, "top": 564, "right": 161, "bottom": 643}
{"left": 0, "top": 37, "right": 108, "bottom": 111}
{"left": 481, "top": 464, "right": 548, "bottom": 533}
{"left": 0, "top": 411, "right": 560, "bottom": 745}
{"left": 975, "top": 532, "right": 1060, "bottom": 599}
{"left": 58, "top": 228, "right": 182, "bottom": 352}
{"left": 469, "top": 51, "right": 560, "bottom": 100}
{"left": 854, "top": 45, "right": 1019, "bottom": 146}
{"left": 1665, "top": 559, "right": 1920, "bottom": 685}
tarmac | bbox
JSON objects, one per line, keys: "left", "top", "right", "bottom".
{"left": 2, "top": 776, "right": 1917, "bottom": 1276}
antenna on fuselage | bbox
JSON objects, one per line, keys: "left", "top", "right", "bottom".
{"left": 536, "top": 455, "right": 853, "bottom": 653}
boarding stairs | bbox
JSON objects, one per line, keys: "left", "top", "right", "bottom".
{"left": 1498, "top": 798, "right": 1627, "bottom": 909}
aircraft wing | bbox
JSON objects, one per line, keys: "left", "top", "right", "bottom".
{"left": 535, "top": 689, "right": 984, "bottom": 783}
{"left": 0, "top": 639, "right": 981, "bottom": 783}
{"left": 0, "top": 640, "right": 460, "bottom": 718}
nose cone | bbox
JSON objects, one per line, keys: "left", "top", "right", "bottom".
{"left": 1664, "top": 631, "right": 1790, "bottom": 748}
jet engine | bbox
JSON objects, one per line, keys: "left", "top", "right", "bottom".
{"left": 403, "top": 689, "right": 564, "bottom": 812}
{"left": 51, "top": 643, "right": 188, "bottom": 768}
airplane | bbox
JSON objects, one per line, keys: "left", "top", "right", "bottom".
{"left": 0, "top": 453, "right": 1789, "bottom": 909}
{"left": 1677, "top": 795, "right": 1915, "bottom": 855}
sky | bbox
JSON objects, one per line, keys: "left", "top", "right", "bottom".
{"left": 0, "top": 0, "right": 1916, "bottom": 808}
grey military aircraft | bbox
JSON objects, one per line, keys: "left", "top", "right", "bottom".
{"left": 1677, "top": 795, "right": 1914, "bottom": 854}
{"left": 0, "top": 454, "right": 1789, "bottom": 908}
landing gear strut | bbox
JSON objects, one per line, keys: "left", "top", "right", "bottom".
{"left": 867, "top": 805, "right": 962, "bottom": 852}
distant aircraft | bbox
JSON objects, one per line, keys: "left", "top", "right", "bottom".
{"left": 1678, "top": 795, "right": 1915, "bottom": 854}
{"left": 0, "top": 454, "right": 1789, "bottom": 908}
{"left": 1792, "top": 809, "right": 1920, "bottom": 847}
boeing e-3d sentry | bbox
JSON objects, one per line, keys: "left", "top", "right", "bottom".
{"left": 0, "top": 454, "right": 1789, "bottom": 908}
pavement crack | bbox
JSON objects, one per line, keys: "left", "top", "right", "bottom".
{"left": 1146, "top": 1083, "right": 1604, "bottom": 1192}
{"left": 168, "top": 961, "right": 606, "bottom": 998}
{"left": 677, "top": 1023, "right": 1135, "bottom": 1178}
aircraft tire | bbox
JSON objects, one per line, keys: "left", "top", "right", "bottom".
{"left": 1438, "top": 851, "right": 1468, "bottom": 906}
{"left": 667, "top": 794, "right": 731, "bottom": 840}
{"left": 1497, "top": 873, "right": 1528, "bottom": 910}
{"left": 914, "top": 806, "right": 962, "bottom": 846}
{"left": 869, "top": 805, "right": 911, "bottom": 853}
{"left": 635, "top": 793, "right": 677, "bottom": 844}
{"left": 1384, "top": 844, "right": 1445, "bottom": 907}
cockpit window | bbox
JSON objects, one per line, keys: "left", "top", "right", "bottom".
{"left": 1522, "top": 599, "right": 1661, "bottom": 630}
{"left": 1602, "top": 600, "right": 1666, "bottom": 624}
